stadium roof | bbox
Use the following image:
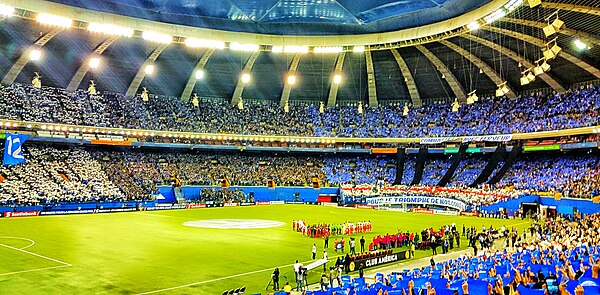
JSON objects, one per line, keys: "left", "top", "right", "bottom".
{"left": 40, "top": 0, "right": 492, "bottom": 35}
{"left": 0, "top": 0, "right": 599, "bottom": 106}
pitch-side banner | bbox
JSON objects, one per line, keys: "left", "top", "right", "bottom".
{"left": 365, "top": 196, "right": 467, "bottom": 211}
{"left": 462, "top": 135, "right": 512, "bottom": 143}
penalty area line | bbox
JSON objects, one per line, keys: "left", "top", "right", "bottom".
{"left": 0, "top": 264, "right": 71, "bottom": 277}
{"left": 0, "top": 243, "right": 72, "bottom": 266}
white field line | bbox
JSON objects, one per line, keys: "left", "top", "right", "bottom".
{"left": 0, "top": 243, "right": 71, "bottom": 266}
{"left": 0, "top": 264, "right": 70, "bottom": 277}
{"left": 0, "top": 236, "right": 36, "bottom": 250}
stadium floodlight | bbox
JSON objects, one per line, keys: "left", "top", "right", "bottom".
{"left": 88, "top": 23, "right": 134, "bottom": 37}
{"left": 185, "top": 38, "right": 225, "bottom": 49}
{"left": 144, "top": 64, "right": 155, "bottom": 75}
{"left": 314, "top": 46, "right": 343, "bottom": 53}
{"left": 89, "top": 57, "right": 100, "bottom": 69}
{"left": 287, "top": 75, "right": 296, "bottom": 85}
{"left": 142, "top": 31, "right": 172, "bottom": 44}
{"left": 26, "top": 124, "right": 32, "bottom": 129}
{"left": 574, "top": 39, "right": 588, "bottom": 50}
{"left": 29, "top": 49, "right": 42, "bottom": 61}
{"left": 333, "top": 74, "right": 342, "bottom": 84}
{"left": 37, "top": 13, "right": 72, "bottom": 28}
{"left": 467, "top": 21, "right": 481, "bottom": 31}
{"left": 0, "top": 4, "right": 14, "bottom": 17}
{"left": 195, "top": 69, "right": 204, "bottom": 80}
{"left": 533, "top": 62, "right": 544, "bottom": 76}
{"left": 230, "top": 42, "right": 259, "bottom": 52}
{"left": 286, "top": 46, "right": 309, "bottom": 53}
{"left": 504, "top": 0, "right": 523, "bottom": 11}
{"left": 527, "top": 71, "right": 536, "bottom": 82}
{"left": 484, "top": 9, "right": 506, "bottom": 24}
{"left": 353, "top": 46, "right": 365, "bottom": 53}
{"left": 241, "top": 73, "right": 251, "bottom": 83}
{"left": 271, "top": 46, "right": 283, "bottom": 53}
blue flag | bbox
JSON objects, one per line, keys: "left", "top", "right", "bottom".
{"left": 3, "top": 133, "right": 29, "bottom": 166}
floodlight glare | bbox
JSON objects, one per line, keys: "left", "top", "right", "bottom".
{"left": 142, "top": 31, "right": 172, "bottom": 44}
{"left": 287, "top": 75, "right": 296, "bottom": 85}
{"left": 0, "top": 4, "right": 15, "bottom": 17}
{"left": 241, "top": 73, "right": 251, "bottom": 83}
{"left": 29, "top": 49, "right": 42, "bottom": 61}
{"left": 467, "top": 22, "right": 480, "bottom": 31}
{"left": 185, "top": 38, "right": 225, "bottom": 49}
{"left": 574, "top": 39, "right": 588, "bottom": 50}
{"left": 36, "top": 13, "right": 72, "bottom": 28}
{"left": 333, "top": 74, "right": 342, "bottom": 84}
{"left": 88, "top": 23, "right": 134, "bottom": 37}
{"left": 352, "top": 46, "right": 365, "bottom": 53}
{"left": 195, "top": 69, "right": 205, "bottom": 79}
{"left": 88, "top": 57, "right": 100, "bottom": 69}
{"left": 144, "top": 64, "right": 155, "bottom": 75}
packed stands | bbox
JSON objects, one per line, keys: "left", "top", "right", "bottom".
{"left": 1, "top": 83, "right": 600, "bottom": 138}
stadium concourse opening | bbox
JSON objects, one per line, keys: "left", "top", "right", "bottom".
{"left": 2, "top": 0, "right": 600, "bottom": 294}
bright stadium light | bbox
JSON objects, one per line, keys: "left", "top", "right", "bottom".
{"left": 0, "top": 4, "right": 15, "bottom": 17}
{"left": 287, "top": 75, "right": 296, "bottom": 85}
{"left": 483, "top": 9, "right": 506, "bottom": 24}
{"left": 144, "top": 64, "right": 155, "bottom": 75}
{"left": 314, "top": 46, "right": 343, "bottom": 53}
{"left": 241, "top": 73, "right": 251, "bottom": 83}
{"left": 284, "top": 45, "right": 309, "bottom": 53}
{"left": 142, "top": 31, "right": 172, "bottom": 44}
{"left": 36, "top": 13, "right": 72, "bottom": 28}
{"left": 333, "top": 74, "right": 342, "bottom": 84}
{"left": 504, "top": 0, "right": 523, "bottom": 11}
{"left": 29, "top": 49, "right": 42, "bottom": 61}
{"left": 230, "top": 42, "right": 259, "bottom": 52}
{"left": 185, "top": 38, "right": 225, "bottom": 49}
{"left": 88, "top": 57, "right": 100, "bottom": 69}
{"left": 88, "top": 23, "right": 134, "bottom": 37}
{"left": 353, "top": 46, "right": 365, "bottom": 53}
{"left": 272, "top": 46, "right": 283, "bottom": 53}
{"left": 574, "top": 39, "right": 589, "bottom": 50}
{"left": 195, "top": 69, "right": 204, "bottom": 79}
{"left": 467, "top": 21, "right": 481, "bottom": 31}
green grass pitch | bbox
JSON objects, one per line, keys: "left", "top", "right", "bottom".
{"left": 0, "top": 205, "right": 531, "bottom": 294}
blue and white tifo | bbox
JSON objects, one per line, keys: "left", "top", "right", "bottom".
{"left": 3, "top": 133, "right": 29, "bottom": 166}
{"left": 365, "top": 196, "right": 468, "bottom": 211}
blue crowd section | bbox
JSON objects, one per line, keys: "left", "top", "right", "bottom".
{"left": 158, "top": 186, "right": 339, "bottom": 203}
{"left": 1, "top": 82, "right": 600, "bottom": 138}
{"left": 481, "top": 195, "right": 600, "bottom": 215}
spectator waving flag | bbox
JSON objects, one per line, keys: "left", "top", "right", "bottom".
{"left": 3, "top": 133, "right": 29, "bottom": 166}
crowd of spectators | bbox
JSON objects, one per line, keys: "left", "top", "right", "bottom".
{"left": 0, "top": 143, "right": 597, "bottom": 205}
{"left": 1, "top": 83, "right": 599, "bottom": 138}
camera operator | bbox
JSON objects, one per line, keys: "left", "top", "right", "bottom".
{"left": 271, "top": 267, "right": 279, "bottom": 290}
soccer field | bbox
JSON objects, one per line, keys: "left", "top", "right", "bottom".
{"left": 0, "top": 205, "right": 531, "bottom": 294}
